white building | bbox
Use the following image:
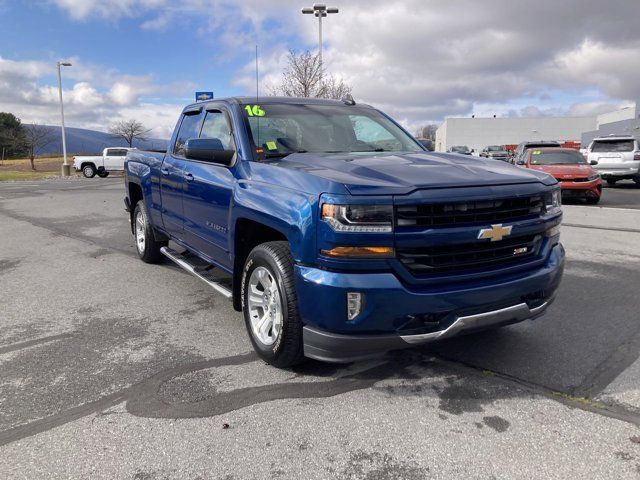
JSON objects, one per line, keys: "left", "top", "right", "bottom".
{"left": 434, "top": 103, "right": 639, "bottom": 153}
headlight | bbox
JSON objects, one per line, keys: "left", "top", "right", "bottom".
{"left": 544, "top": 189, "right": 562, "bottom": 214}
{"left": 587, "top": 173, "right": 600, "bottom": 181}
{"left": 321, "top": 204, "right": 393, "bottom": 233}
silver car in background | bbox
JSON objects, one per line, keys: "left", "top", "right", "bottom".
{"left": 586, "top": 135, "right": 640, "bottom": 186}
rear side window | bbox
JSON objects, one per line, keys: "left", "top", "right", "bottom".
{"left": 200, "top": 111, "right": 234, "bottom": 150}
{"left": 173, "top": 112, "right": 203, "bottom": 157}
{"left": 106, "top": 149, "right": 127, "bottom": 156}
{"left": 591, "top": 140, "right": 635, "bottom": 152}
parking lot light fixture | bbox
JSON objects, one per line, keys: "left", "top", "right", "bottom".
{"left": 301, "top": 4, "right": 339, "bottom": 66}
{"left": 57, "top": 61, "right": 72, "bottom": 177}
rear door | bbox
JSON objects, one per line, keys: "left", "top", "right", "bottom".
{"left": 181, "top": 106, "right": 236, "bottom": 269}
{"left": 160, "top": 107, "right": 204, "bottom": 239}
{"left": 104, "top": 148, "right": 128, "bottom": 170}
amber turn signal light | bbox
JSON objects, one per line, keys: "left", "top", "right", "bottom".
{"left": 321, "top": 246, "right": 395, "bottom": 258}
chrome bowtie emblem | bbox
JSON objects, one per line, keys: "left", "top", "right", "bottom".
{"left": 478, "top": 224, "right": 513, "bottom": 242}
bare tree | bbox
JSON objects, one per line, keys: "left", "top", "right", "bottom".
{"left": 269, "top": 49, "right": 352, "bottom": 100}
{"left": 108, "top": 119, "right": 151, "bottom": 147}
{"left": 415, "top": 124, "right": 438, "bottom": 141}
{"left": 22, "top": 124, "right": 54, "bottom": 170}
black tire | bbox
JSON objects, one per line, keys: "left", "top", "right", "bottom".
{"left": 97, "top": 170, "right": 110, "bottom": 178}
{"left": 241, "top": 241, "right": 304, "bottom": 368}
{"left": 586, "top": 196, "right": 600, "bottom": 205}
{"left": 82, "top": 164, "right": 96, "bottom": 178}
{"left": 634, "top": 175, "right": 640, "bottom": 186}
{"left": 133, "top": 201, "right": 166, "bottom": 263}
{"left": 606, "top": 179, "right": 617, "bottom": 186}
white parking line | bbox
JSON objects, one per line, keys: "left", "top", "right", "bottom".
{"left": 563, "top": 205, "right": 640, "bottom": 213}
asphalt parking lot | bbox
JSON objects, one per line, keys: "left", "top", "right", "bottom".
{"left": 1, "top": 178, "right": 640, "bottom": 479}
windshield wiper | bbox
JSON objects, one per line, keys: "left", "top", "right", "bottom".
{"left": 349, "top": 148, "right": 387, "bottom": 152}
{"left": 264, "top": 150, "right": 308, "bottom": 159}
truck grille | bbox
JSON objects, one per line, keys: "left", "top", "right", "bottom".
{"left": 397, "top": 234, "right": 542, "bottom": 275}
{"left": 396, "top": 196, "right": 544, "bottom": 227}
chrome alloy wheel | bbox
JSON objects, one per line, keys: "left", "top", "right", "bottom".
{"left": 247, "top": 266, "right": 283, "bottom": 346}
{"left": 135, "top": 209, "right": 146, "bottom": 254}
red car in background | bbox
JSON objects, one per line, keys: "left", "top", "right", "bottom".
{"left": 519, "top": 147, "right": 602, "bottom": 204}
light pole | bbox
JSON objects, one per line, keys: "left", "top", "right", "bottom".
{"left": 301, "top": 4, "right": 339, "bottom": 67}
{"left": 57, "top": 61, "right": 72, "bottom": 176}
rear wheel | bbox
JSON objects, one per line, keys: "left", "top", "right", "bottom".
{"left": 82, "top": 164, "right": 96, "bottom": 178}
{"left": 606, "top": 179, "right": 617, "bottom": 186}
{"left": 97, "top": 170, "right": 110, "bottom": 178}
{"left": 634, "top": 175, "right": 640, "bottom": 186}
{"left": 133, "top": 201, "right": 166, "bottom": 263}
{"left": 586, "top": 196, "right": 600, "bottom": 205}
{"left": 241, "top": 241, "right": 304, "bottom": 368}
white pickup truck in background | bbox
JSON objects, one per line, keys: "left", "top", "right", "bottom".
{"left": 73, "top": 147, "right": 135, "bottom": 178}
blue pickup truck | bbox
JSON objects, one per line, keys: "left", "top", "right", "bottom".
{"left": 124, "top": 96, "right": 564, "bottom": 367}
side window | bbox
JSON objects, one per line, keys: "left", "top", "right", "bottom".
{"left": 109, "top": 149, "right": 127, "bottom": 156}
{"left": 173, "top": 112, "right": 203, "bottom": 157}
{"left": 349, "top": 115, "right": 402, "bottom": 151}
{"left": 200, "top": 111, "right": 234, "bottom": 150}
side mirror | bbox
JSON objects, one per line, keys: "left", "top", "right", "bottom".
{"left": 185, "top": 138, "right": 235, "bottom": 165}
{"left": 590, "top": 160, "right": 598, "bottom": 166}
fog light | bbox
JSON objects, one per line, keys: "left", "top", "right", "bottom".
{"left": 545, "top": 225, "right": 561, "bottom": 237}
{"left": 347, "top": 292, "right": 363, "bottom": 321}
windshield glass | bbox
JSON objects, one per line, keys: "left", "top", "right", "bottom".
{"left": 487, "top": 145, "right": 504, "bottom": 152}
{"left": 242, "top": 103, "right": 422, "bottom": 157}
{"left": 591, "top": 140, "right": 635, "bottom": 152}
{"left": 529, "top": 150, "right": 586, "bottom": 165}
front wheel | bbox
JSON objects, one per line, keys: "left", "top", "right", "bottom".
{"left": 633, "top": 175, "right": 640, "bottom": 186}
{"left": 241, "top": 241, "right": 304, "bottom": 368}
{"left": 586, "top": 196, "right": 600, "bottom": 205}
{"left": 606, "top": 179, "right": 617, "bottom": 186}
{"left": 133, "top": 201, "right": 166, "bottom": 263}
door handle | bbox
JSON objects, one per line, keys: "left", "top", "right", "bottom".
{"left": 160, "top": 168, "right": 169, "bottom": 175}
{"left": 184, "top": 172, "right": 194, "bottom": 182}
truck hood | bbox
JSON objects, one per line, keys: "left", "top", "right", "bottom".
{"left": 274, "top": 152, "right": 555, "bottom": 195}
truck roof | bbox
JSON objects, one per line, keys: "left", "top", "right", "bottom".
{"left": 183, "top": 96, "right": 373, "bottom": 111}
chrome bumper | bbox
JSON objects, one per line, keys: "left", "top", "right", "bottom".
{"left": 400, "top": 298, "right": 552, "bottom": 345}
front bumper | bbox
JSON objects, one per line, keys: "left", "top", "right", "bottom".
{"left": 559, "top": 179, "right": 601, "bottom": 199}
{"left": 297, "top": 243, "right": 565, "bottom": 363}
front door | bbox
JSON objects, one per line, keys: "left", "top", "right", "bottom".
{"left": 182, "top": 108, "right": 236, "bottom": 269}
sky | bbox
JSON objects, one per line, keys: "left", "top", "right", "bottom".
{"left": 1, "top": 0, "right": 640, "bottom": 138}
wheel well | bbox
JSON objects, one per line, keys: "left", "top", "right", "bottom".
{"left": 232, "top": 219, "right": 288, "bottom": 311}
{"left": 127, "top": 183, "right": 143, "bottom": 234}
{"left": 81, "top": 162, "right": 96, "bottom": 170}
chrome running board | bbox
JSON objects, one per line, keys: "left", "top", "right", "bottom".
{"left": 160, "top": 246, "right": 233, "bottom": 300}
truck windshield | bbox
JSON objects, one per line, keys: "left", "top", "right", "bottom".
{"left": 242, "top": 103, "right": 422, "bottom": 157}
{"left": 530, "top": 150, "right": 585, "bottom": 165}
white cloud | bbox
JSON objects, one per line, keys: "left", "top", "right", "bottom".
{"left": 0, "top": 56, "right": 186, "bottom": 138}
{"left": 29, "top": 0, "right": 640, "bottom": 133}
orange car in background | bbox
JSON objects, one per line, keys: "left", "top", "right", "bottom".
{"left": 518, "top": 147, "right": 602, "bottom": 204}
